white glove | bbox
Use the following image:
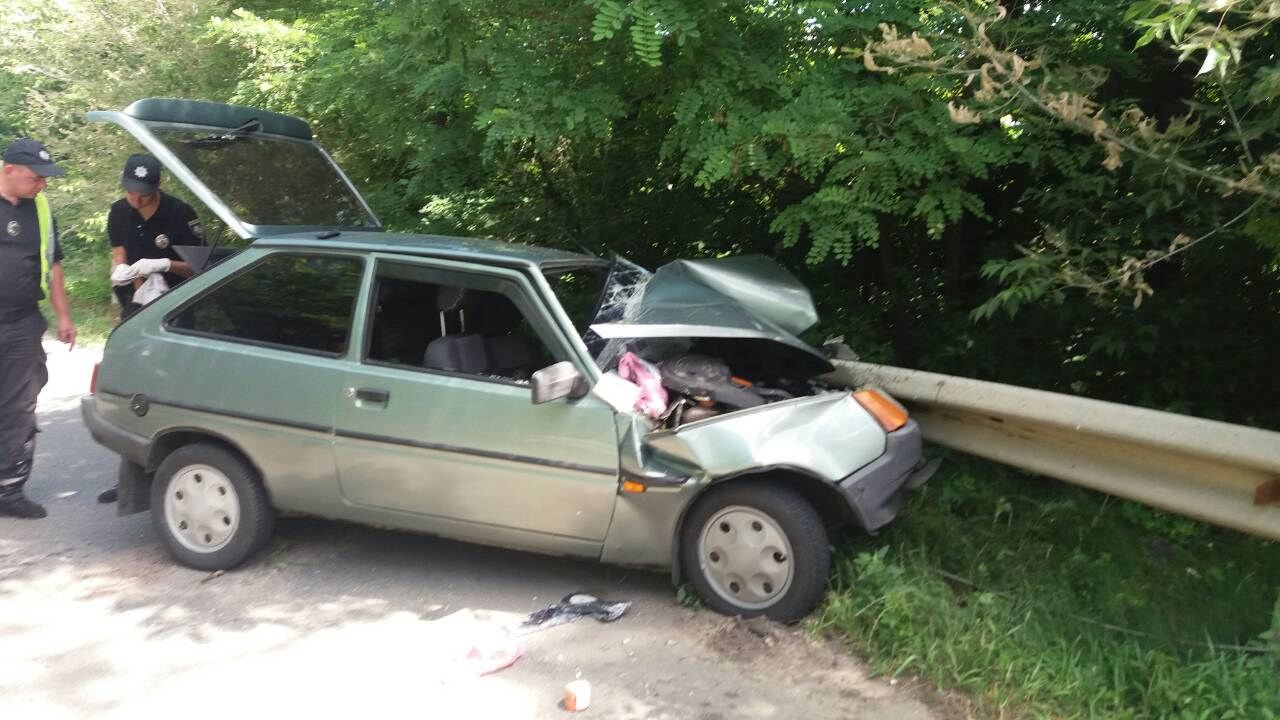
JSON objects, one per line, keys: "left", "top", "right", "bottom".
{"left": 128, "top": 257, "right": 171, "bottom": 276}
{"left": 110, "top": 263, "right": 137, "bottom": 286}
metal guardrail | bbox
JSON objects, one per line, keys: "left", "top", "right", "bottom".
{"left": 827, "top": 361, "right": 1280, "bottom": 542}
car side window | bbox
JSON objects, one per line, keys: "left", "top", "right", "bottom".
{"left": 169, "top": 253, "right": 363, "bottom": 355}
{"left": 365, "top": 262, "right": 560, "bottom": 383}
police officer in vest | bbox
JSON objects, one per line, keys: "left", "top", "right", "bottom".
{"left": 0, "top": 138, "right": 75, "bottom": 519}
{"left": 107, "top": 153, "right": 203, "bottom": 320}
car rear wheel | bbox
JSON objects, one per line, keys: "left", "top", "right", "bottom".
{"left": 680, "top": 481, "right": 830, "bottom": 622}
{"left": 151, "top": 443, "right": 274, "bottom": 571}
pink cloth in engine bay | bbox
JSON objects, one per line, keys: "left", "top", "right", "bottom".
{"left": 617, "top": 352, "right": 668, "bottom": 418}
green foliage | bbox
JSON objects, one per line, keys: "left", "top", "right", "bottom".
{"left": 8, "top": 1, "right": 1277, "bottom": 430}
{"left": 1128, "top": 0, "right": 1276, "bottom": 79}
{"left": 971, "top": 254, "right": 1064, "bottom": 320}
{"left": 868, "top": 0, "right": 1280, "bottom": 315}
{"left": 0, "top": 1, "right": 241, "bottom": 241}
{"left": 4, "top": 4, "right": 1278, "bottom": 713}
{"left": 206, "top": 9, "right": 318, "bottom": 113}
{"left": 39, "top": 243, "right": 118, "bottom": 345}
{"left": 675, "top": 581, "right": 705, "bottom": 611}
{"left": 816, "top": 457, "right": 1280, "bottom": 718}
{"left": 588, "top": 0, "right": 700, "bottom": 66}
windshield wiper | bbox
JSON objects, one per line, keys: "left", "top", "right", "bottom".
{"left": 183, "top": 118, "right": 262, "bottom": 149}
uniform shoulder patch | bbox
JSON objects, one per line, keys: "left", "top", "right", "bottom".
{"left": 188, "top": 219, "right": 204, "bottom": 240}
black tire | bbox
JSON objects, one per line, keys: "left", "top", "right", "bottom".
{"left": 150, "top": 443, "right": 274, "bottom": 571}
{"left": 680, "top": 480, "right": 830, "bottom": 622}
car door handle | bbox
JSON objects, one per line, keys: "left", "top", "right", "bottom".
{"left": 355, "top": 387, "right": 390, "bottom": 403}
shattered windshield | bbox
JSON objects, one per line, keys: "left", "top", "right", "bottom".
{"left": 151, "top": 129, "right": 377, "bottom": 229}
{"left": 544, "top": 258, "right": 652, "bottom": 368}
{"left": 584, "top": 258, "right": 652, "bottom": 367}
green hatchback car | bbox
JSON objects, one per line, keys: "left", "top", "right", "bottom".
{"left": 81, "top": 99, "right": 936, "bottom": 620}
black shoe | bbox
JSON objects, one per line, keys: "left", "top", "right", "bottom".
{"left": 97, "top": 487, "right": 118, "bottom": 504}
{"left": 0, "top": 495, "right": 47, "bottom": 519}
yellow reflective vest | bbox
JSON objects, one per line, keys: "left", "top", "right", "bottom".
{"left": 34, "top": 192, "right": 53, "bottom": 298}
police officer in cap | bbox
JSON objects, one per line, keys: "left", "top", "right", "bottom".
{"left": 0, "top": 138, "right": 75, "bottom": 519}
{"left": 107, "top": 153, "right": 204, "bottom": 320}
{"left": 97, "top": 154, "right": 204, "bottom": 505}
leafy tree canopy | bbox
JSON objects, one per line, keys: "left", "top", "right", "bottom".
{"left": 2, "top": 0, "right": 1276, "bottom": 426}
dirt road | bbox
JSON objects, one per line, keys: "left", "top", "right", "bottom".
{"left": 0, "top": 341, "right": 943, "bottom": 719}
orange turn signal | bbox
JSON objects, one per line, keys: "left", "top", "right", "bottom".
{"left": 852, "top": 389, "right": 908, "bottom": 433}
{"left": 621, "top": 480, "right": 647, "bottom": 494}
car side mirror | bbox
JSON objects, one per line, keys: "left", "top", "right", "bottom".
{"left": 531, "top": 361, "right": 590, "bottom": 404}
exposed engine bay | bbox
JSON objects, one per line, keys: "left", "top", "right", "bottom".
{"left": 598, "top": 345, "right": 837, "bottom": 428}
{"left": 654, "top": 352, "right": 831, "bottom": 427}
{"left": 580, "top": 255, "right": 840, "bottom": 427}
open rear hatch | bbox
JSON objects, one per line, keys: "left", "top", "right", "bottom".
{"left": 86, "top": 98, "right": 382, "bottom": 270}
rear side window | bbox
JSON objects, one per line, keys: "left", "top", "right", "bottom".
{"left": 169, "top": 253, "right": 363, "bottom": 355}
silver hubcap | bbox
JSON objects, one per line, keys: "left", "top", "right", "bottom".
{"left": 697, "top": 505, "right": 794, "bottom": 610}
{"left": 164, "top": 464, "right": 240, "bottom": 554}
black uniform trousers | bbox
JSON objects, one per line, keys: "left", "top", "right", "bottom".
{"left": 0, "top": 311, "right": 48, "bottom": 500}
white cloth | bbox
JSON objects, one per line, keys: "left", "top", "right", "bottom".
{"left": 132, "top": 273, "right": 170, "bottom": 306}
{"left": 592, "top": 371, "right": 643, "bottom": 414}
{"left": 111, "top": 259, "right": 173, "bottom": 305}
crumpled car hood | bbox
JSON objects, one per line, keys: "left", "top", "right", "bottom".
{"left": 589, "top": 255, "right": 834, "bottom": 378}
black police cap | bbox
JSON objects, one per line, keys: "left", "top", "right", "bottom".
{"left": 3, "top": 138, "right": 66, "bottom": 177}
{"left": 122, "top": 153, "right": 162, "bottom": 193}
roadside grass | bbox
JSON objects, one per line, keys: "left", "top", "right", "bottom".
{"left": 47, "top": 244, "right": 118, "bottom": 346}
{"left": 815, "top": 453, "right": 1280, "bottom": 719}
{"left": 676, "top": 581, "right": 706, "bottom": 611}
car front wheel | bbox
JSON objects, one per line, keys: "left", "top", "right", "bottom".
{"left": 150, "top": 443, "right": 274, "bottom": 571}
{"left": 680, "top": 481, "right": 830, "bottom": 622}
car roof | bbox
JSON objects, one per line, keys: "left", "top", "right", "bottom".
{"left": 254, "top": 231, "right": 606, "bottom": 270}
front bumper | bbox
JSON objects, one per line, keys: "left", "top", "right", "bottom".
{"left": 837, "top": 419, "right": 938, "bottom": 532}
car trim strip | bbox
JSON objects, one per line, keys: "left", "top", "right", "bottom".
{"left": 97, "top": 390, "right": 617, "bottom": 477}
{"left": 98, "top": 390, "right": 333, "bottom": 435}
{"left": 334, "top": 429, "right": 617, "bottom": 477}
